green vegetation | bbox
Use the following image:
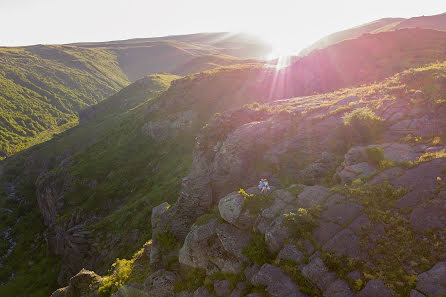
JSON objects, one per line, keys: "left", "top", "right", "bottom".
{"left": 366, "top": 147, "right": 384, "bottom": 165}
{"left": 333, "top": 183, "right": 444, "bottom": 296}
{"left": 239, "top": 189, "right": 273, "bottom": 215}
{"left": 338, "top": 107, "right": 385, "bottom": 147}
{"left": 282, "top": 208, "right": 320, "bottom": 239}
{"left": 242, "top": 233, "right": 272, "bottom": 265}
{"left": 0, "top": 45, "right": 130, "bottom": 158}
{"left": 321, "top": 251, "right": 365, "bottom": 291}
{"left": 98, "top": 242, "right": 152, "bottom": 297}
{"left": 174, "top": 268, "right": 206, "bottom": 293}
{"left": 275, "top": 259, "right": 322, "bottom": 296}
{"left": 156, "top": 231, "right": 177, "bottom": 254}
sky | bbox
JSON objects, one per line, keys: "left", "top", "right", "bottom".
{"left": 1, "top": 0, "right": 446, "bottom": 54}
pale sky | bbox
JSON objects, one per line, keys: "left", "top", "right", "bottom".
{"left": 1, "top": 0, "right": 446, "bottom": 54}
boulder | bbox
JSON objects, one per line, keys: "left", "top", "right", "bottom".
{"left": 358, "top": 279, "right": 392, "bottom": 297}
{"left": 215, "top": 223, "right": 251, "bottom": 261}
{"left": 323, "top": 228, "right": 363, "bottom": 258}
{"left": 112, "top": 284, "right": 147, "bottom": 297}
{"left": 193, "top": 286, "right": 216, "bottom": 297}
{"left": 301, "top": 257, "right": 336, "bottom": 293}
{"left": 416, "top": 262, "right": 446, "bottom": 296}
{"left": 321, "top": 202, "right": 363, "bottom": 225}
{"left": 277, "top": 245, "right": 304, "bottom": 263}
{"left": 51, "top": 269, "right": 103, "bottom": 297}
{"left": 228, "top": 282, "right": 247, "bottom": 297}
{"left": 251, "top": 264, "right": 306, "bottom": 297}
{"left": 296, "top": 185, "right": 329, "bottom": 208}
{"left": 409, "top": 200, "right": 446, "bottom": 232}
{"left": 144, "top": 269, "right": 177, "bottom": 297}
{"left": 218, "top": 192, "right": 244, "bottom": 226}
{"left": 312, "top": 221, "right": 342, "bottom": 246}
{"left": 410, "top": 290, "right": 426, "bottom": 297}
{"left": 214, "top": 279, "right": 231, "bottom": 297}
{"left": 325, "top": 279, "right": 355, "bottom": 297}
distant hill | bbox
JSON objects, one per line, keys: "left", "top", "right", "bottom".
{"left": 300, "top": 12, "right": 446, "bottom": 55}
{"left": 0, "top": 33, "right": 270, "bottom": 158}
{"left": 299, "top": 18, "right": 405, "bottom": 56}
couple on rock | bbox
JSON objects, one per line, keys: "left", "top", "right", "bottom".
{"left": 258, "top": 178, "right": 271, "bottom": 193}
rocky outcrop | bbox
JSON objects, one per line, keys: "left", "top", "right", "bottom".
{"left": 416, "top": 262, "right": 446, "bottom": 296}
{"left": 141, "top": 110, "right": 198, "bottom": 141}
{"left": 251, "top": 264, "right": 305, "bottom": 297}
{"left": 50, "top": 269, "right": 103, "bottom": 297}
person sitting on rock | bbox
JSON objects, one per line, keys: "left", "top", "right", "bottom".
{"left": 261, "top": 178, "right": 271, "bottom": 193}
{"left": 258, "top": 179, "right": 265, "bottom": 191}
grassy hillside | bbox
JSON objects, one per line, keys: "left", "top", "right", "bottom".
{"left": 300, "top": 12, "right": 446, "bottom": 55}
{"left": 0, "top": 74, "right": 181, "bottom": 297}
{"left": 299, "top": 17, "right": 405, "bottom": 55}
{"left": 0, "top": 45, "right": 130, "bottom": 158}
{"left": 0, "top": 33, "right": 270, "bottom": 159}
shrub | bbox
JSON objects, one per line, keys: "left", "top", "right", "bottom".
{"left": 242, "top": 233, "right": 272, "bottom": 265}
{"left": 156, "top": 230, "right": 177, "bottom": 254}
{"left": 366, "top": 147, "right": 384, "bottom": 165}
{"left": 337, "top": 108, "right": 385, "bottom": 147}
{"left": 174, "top": 268, "right": 206, "bottom": 292}
{"left": 282, "top": 208, "right": 319, "bottom": 239}
{"left": 239, "top": 189, "right": 273, "bottom": 215}
{"left": 98, "top": 259, "right": 132, "bottom": 297}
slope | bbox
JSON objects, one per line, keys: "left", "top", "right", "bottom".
{"left": 300, "top": 11, "right": 446, "bottom": 56}
{"left": 0, "top": 33, "right": 270, "bottom": 159}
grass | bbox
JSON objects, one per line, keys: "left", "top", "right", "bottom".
{"left": 275, "top": 259, "right": 322, "bottom": 296}
{"left": 282, "top": 208, "right": 320, "bottom": 239}
{"left": 242, "top": 233, "right": 272, "bottom": 265}
{"left": 239, "top": 189, "right": 273, "bottom": 215}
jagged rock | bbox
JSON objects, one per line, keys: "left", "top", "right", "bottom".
{"left": 150, "top": 202, "right": 171, "bottom": 266}
{"left": 214, "top": 279, "right": 231, "bottom": 297}
{"left": 410, "top": 290, "right": 426, "bottom": 297}
{"left": 251, "top": 264, "right": 305, "bottom": 297}
{"left": 144, "top": 269, "right": 177, "bottom": 297}
{"left": 367, "top": 167, "right": 404, "bottom": 184}
{"left": 321, "top": 202, "right": 363, "bottom": 225}
{"left": 264, "top": 216, "right": 290, "bottom": 253}
{"left": 228, "top": 282, "right": 247, "bottom": 297}
{"left": 348, "top": 215, "right": 371, "bottom": 233}
{"left": 218, "top": 192, "right": 244, "bottom": 225}
{"left": 323, "top": 228, "right": 362, "bottom": 258}
{"left": 215, "top": 223, "right": 251, "bottom": 261}
{"left": 391, "top": 158, "right": 446, "bottom": 192}
{"left": 358, "top": 279, "right": 392, "bottom": 297}
{"left": 338, "top": 162, "right": 376, "bottom": 184}
{"left": 193, "top": 286, "right": 216, "bottom": 297}
{"left": 50, "top": 269, "right": 103, "bottom": 297}
{"left": 244, "top": 264, "right": 261, "bottom": 283}
{"left": 409, "top": 200, "right": 446, "bottom": 232}
{"left": 416, "top": 262, "right": 446, "bottom": 296}
{"left": 394, "top": 190, "right": 433, "bottom": 209}
{"left": 313, "top": 221, "right": 341, "bottom": 246}
{"left": 178, "top": 291, "right": 194, "bottom": 297}
{"left": 112, "top": 284, "right": 147, "bottom": 297}
{"left": 261, "top": 198, "right": 287, "bottom": 220}
{"left": 325, "top": 279, "right": 355, "bottom": 297}
{"left": 301, "top": 257, "right": 336, "bottom": 293}
{"left": 296, "top": 185, "right": 329, "bottom": 208}
{"left": 141, "top": 110, "right": 198, "bottom": 141}
{"left": 277, "top": 245, "right": 304, "bottom": 263}
{"left": 51, "top": 288, "right": 68, "bottom": 297}
{"left": 300, "top": 152, "right": 337, "bottom": 185}
{"left": 347, "top": 270, "right": 362, "bottom": 281}
{"left": 272, "top": 189, "right": 295, "bottom": 203}
{"left": 179, "top": 220, "right": 218, "bottom": 271}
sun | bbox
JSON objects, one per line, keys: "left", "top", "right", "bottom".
{"left": 251, "top": 31, "right": 300, "bottom": 60}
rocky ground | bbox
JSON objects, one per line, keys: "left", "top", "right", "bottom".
{"left": 50, "top": 62, "right": 446, "bottom": 297}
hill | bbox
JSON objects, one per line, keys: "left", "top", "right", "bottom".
{"left": 0, "top": 33, "right": 270, "bottom": 158}
{"left": 300, "top": 12, "right": 446, "bottom": 55}
{"left": 1, "top": 28, "right": 446, "bottom": 297}
{"left": 299, "top": 18, "right": 405, "bottom": 56}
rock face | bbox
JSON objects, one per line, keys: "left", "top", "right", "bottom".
{"left": 358, "top": 279, "right": 392, "bottom": 297}
{"left": 144, "top": 269, "right": 177, "bottom": 297}
{"left": 141, "top": 110, "right": 198, "bottom": 141}
{"left": 50, "top": 269, "right": 103, "bottom": 297}
{"left": 251, "top": 264, "right": 305, "bottom": 297}
{"left": 416, "top": 262, "right": 446, "bottom": 296}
